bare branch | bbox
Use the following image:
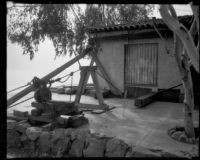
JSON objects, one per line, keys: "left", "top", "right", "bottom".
{"left": 190, "top": 2, "right": 199, "bottom": 32}
{"left": 159, "top": 5, "right": 199, "bottom": 72}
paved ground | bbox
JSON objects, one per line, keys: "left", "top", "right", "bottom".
{"left": 81, "top": 97, "right": 199, "bottom": 154}
{"left": 7, "top": 93, "right": 199, "bottom": 155}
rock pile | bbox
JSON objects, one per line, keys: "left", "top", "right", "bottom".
{"left": 7, "top": 120, "right": 197, "bottom": 158}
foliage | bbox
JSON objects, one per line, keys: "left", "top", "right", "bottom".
{"left": 7, "top": 3, "right": 154, "bottom": 59}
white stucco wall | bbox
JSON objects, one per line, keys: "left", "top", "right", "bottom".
{"left": 96, "top": 36, "right": 184, "bottom": 93}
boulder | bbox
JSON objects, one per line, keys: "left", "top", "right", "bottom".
{"left": 51, "top": 128, "right": 66, "bottom": 142}
{"left": 83, "top": 137, "right": 105, "bottom": 157}
{"left": 26, "top": 127, "right": 43, "bottom": 141}
{"left": 105, "top": 138, "right": 128, "bottom": 157}
{"left": 51, "top": 137, "right": 71, "bottom": 157}
{"left": 68, "top": 115, "right": 89, "bottom": 128}
{"left": 68, "top": 139, "right": 85, "bottom": 157}
{"left": 7, "top": 120, "right": 17, "bottom": 130}
{"left": 65, "top": 88, "right": 76, "bottom": 94}
{"left": 15, "top": 123, "right": 31, "bottom": 134}
{"left": 132, "top": 146, "right": 161, "bottom": 157}
{"left": 70, "top": 128, "right": 90, "bottom": 141}
{"left": 7, "top": 130, "right": 21, "bottom": 148}
{"left": 171, "top": 131, "right": 183, "bottom": 140}
{"left": 37, "top": 131, "right": 52, "bottom": 153}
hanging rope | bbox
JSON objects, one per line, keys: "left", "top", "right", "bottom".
{"left": 7, "top": 82, "right": 32, "bottom": 94}
{"left": 95, "top": 70, "right": 123, "bottom": 97}
{"left": 70, "top": 72, "right": 74, "bottom": 102}
{"left": 8, "top": 96, "right": 34, "bottom": 109}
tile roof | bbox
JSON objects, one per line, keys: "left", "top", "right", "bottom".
{"left": 88, "top": 15, "right": 193, "bottom": 33}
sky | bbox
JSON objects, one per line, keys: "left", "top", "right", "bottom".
{"left": 6, "top": 4, "right": 193, "bottom": 91}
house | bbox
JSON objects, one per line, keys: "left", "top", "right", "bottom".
{"left": 88, "top": 15, "right": 197, "bottom": 99}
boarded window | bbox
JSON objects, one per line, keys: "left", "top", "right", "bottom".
{"left": 125, "top": 43, "right": 158, "bottom": 86}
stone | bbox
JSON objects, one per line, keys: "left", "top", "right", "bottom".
{"left": 83, "top": 137, "right": 105, "bottom": 157}
{"left": 7, "top": 130, "right": 22, "bottom": 148}
{"left": 132, "top": 146, "right": 161, "bottom": 157}
{"left": 105, "top": 138, "right": 128, "bottom": 157}
{"left": 51, "top": 137, "right": 71, "bottom": 157}
{"left": 179, "top": 133, "right": 187, "bottom": 142}
{"left": 68, "top": 139, "right": 85, "bottom": 157}
{"left": 70, "top": 128, "right": 90, "bottom": 141}
{"left": 171, "top": 131, "right": 183, "bottom": 140}
{"left": 161, "top": 151, "right": 179, "bottom": 157}
{"left": 51, "top": 128, "right": 66, "bottom": 143}
{"left": 15, "top": 123, "right": 31, "bottom": 134}
{"left": 68, "top": 115, "right": 89, "bottom": 128}
{"left": 7, "top": 120, "right": 17, "bottom": 130}
{"left": 26, "top": 127, "right": 43, "bottom": 141}
{"left": 64, "top": 128, "right": 73, "bottom": 137}
{"left": 37, "top": 131, "right": 52, "bottom": 153}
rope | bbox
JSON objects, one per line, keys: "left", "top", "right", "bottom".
{"left": 8, "top": 96, "right": 34, "bottom": 109}
{"left": 70, "top": 72, "right": 73, "bottom": 102}
{"left": 95, "top": 71, "right": 123, "bottom": 97}
{"left": 7, "top": 82, "right": 31, "bottom": 94}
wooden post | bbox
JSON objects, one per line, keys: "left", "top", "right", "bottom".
{"left": 91, "top": 70, "right": 105, "bottom": 105}
{"left": 74, "top": 69, "right": 88, "bottom": 104}
{"left": 7, "top": 52, "right": 87, "bottom": 107}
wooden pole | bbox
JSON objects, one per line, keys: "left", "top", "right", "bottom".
{"left": 7, "top": 52, "right": 87, "bottom": 107}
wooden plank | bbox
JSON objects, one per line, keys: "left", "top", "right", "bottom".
{"left": 76, "top": 103, "right": 109, "bottom": 110}
{"left": 90, "top": 71, "right": 105, "bottom": 105}
{"left": 135, "top": 92, "right": 156, "bottom": 107}
{"left": 7, "top": 52, "right": 87, "bottom": 107}
{"left": 82, "top": 60, "right": 94, "bottom": 93}
{"left": 75, "top": 70, "right": 88, "bottom": 103}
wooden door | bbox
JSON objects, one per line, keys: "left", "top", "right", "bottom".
{"left": 125, "top": 43, "right": 158, "bottom": 87}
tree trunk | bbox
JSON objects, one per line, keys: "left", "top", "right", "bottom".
{"left": 160, "top": 5, "right": 196, "bottom": 138}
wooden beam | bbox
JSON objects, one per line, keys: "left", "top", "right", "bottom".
{"left": 91, "top": 70, "right": 105, "bottom": 105}
{"left": 7, "top": 52, "right": 87, "bottom": 107}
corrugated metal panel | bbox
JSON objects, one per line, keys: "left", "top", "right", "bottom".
{"left": 125, "top": 43, "right": 158, "bottom": 86}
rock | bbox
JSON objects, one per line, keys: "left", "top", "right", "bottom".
{"left": 171, "top": 131, "right": 183, "bottom": 140}
{"left": 70, "top": 128, "right": 90, "bottom": 141}
{"left": 105, "top": 138, "right": 128, "bottom": 157}
{"left": 51, "top": 137, "right": 71, "bottom": 157}
{"left": 51, "top": 128, "right": 66, "bottom": 142}
{"left": 83, "top": 137, "right": 105, "bottom": 157}
{"left": 168, "top": 128, "right": 176, "bottom": 136}
{"left": 179, "top": 132, "right": 187, "bottom": 142}
{"left": 7, "top": 120, "right": 17, "bottom": 130}
{"left": 26, "top": 127, "right": 43, "bottom": 141}
{"left": 68, "top": 139, "right": 85, "bottom": 157}
{"left": 37, "top": 131, "right": 52, "bottom": 153}
{"left": 132, "top": 146, "right": 161, "bottom": 157}
{"left": 68, "top": 115, "right": 89, "bottom": 128}
{"left": 15, "top": 123, "right": 31, "bottom": 134}
{"left": 7, "top": 130, "right": 22, "bottom": 148}
{"left": 64, "top": 128, "right": 73, "bottom": 137}
{"left": 161, "top": 151, "right": 179, "bottom": 157}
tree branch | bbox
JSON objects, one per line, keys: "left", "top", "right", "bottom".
{"left": 159, "top": 5, "right": 199, "bottom": 73}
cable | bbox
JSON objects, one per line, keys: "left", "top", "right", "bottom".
{"left": 8, "top": 96, "right": 34, "bottom": 109}
{"left": 95, "top": 70, "right": 123, "bottom": 96}
{"left": 7, "top": 82, "right": 31, "bottom": 94}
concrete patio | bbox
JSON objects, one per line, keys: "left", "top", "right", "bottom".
{"left": 7, "top": 93, "right": 199, "bottom": 156}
